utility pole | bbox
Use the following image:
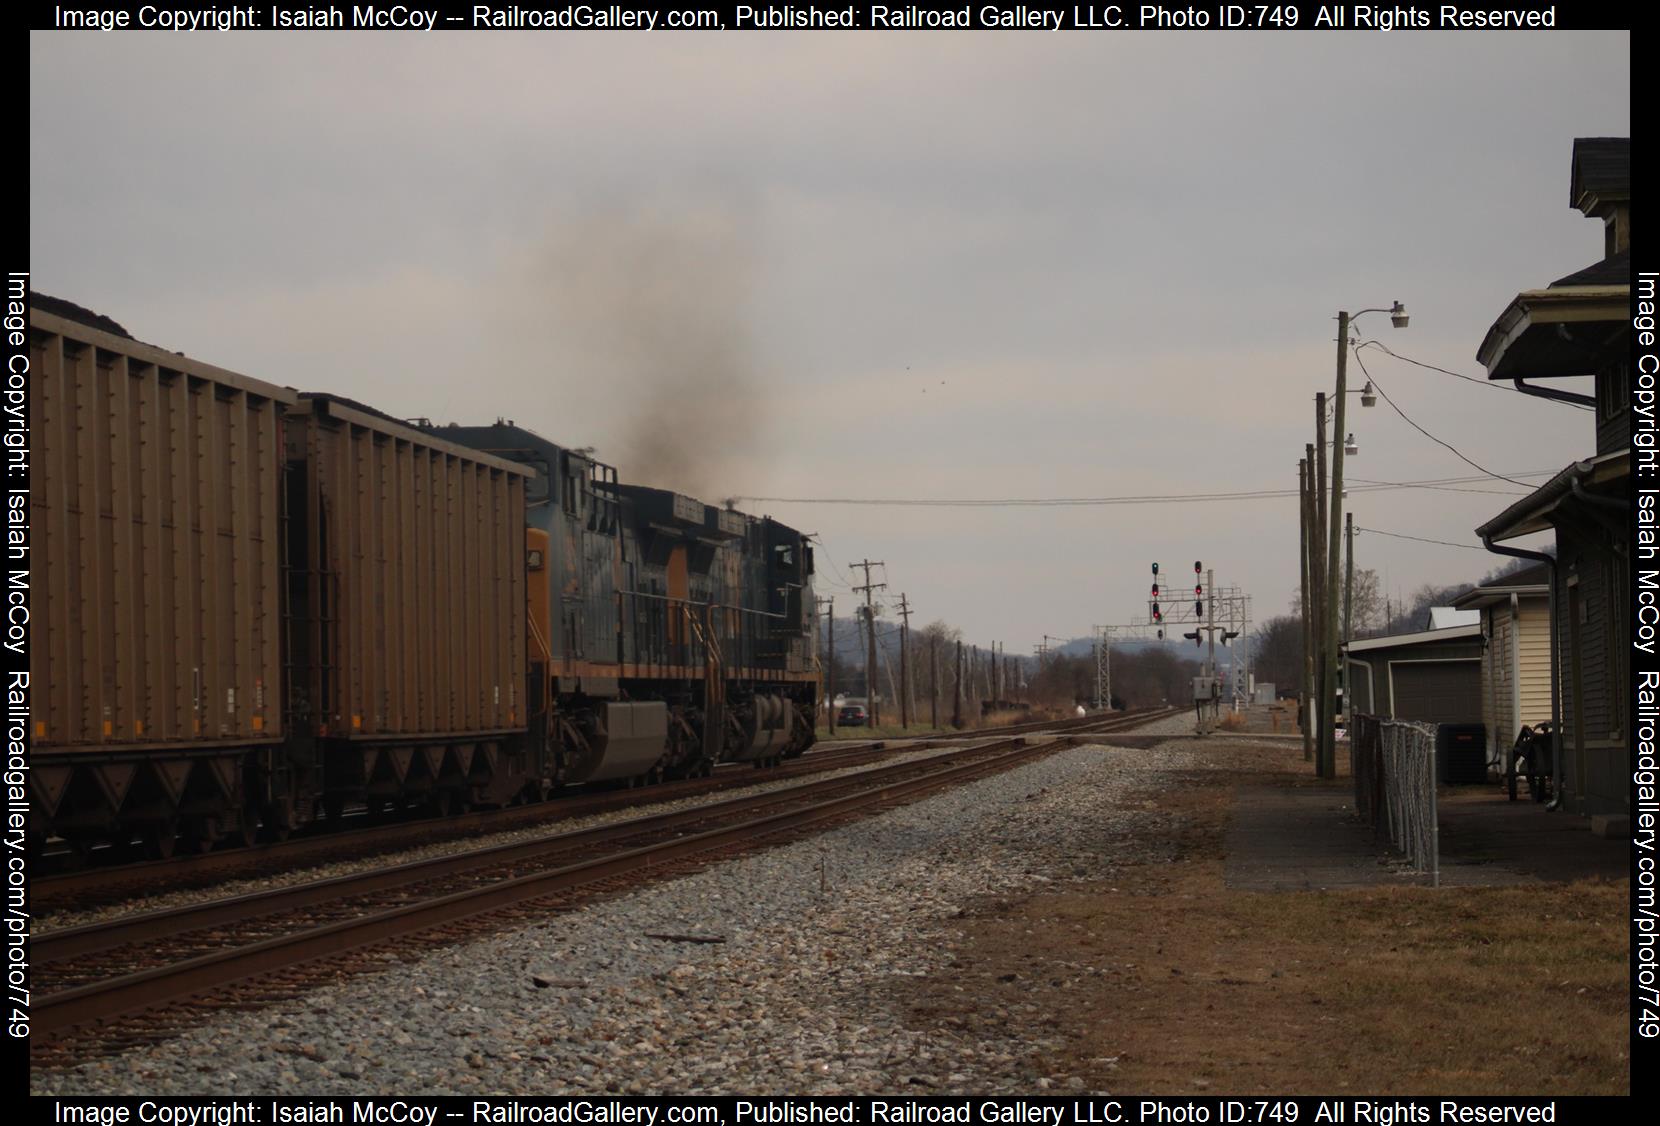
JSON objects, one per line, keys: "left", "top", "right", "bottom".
{"left": 897, "top": 593, "right": 913, "bottom": 729}
{"left": 1313, "top": 396, "right": 1330, "bottom": 777}
{"left": 1344, "top": 511, "right": 1355, "bottom": 721}
{"left": 816, "top": 595, "right": 836, "bottom": 735}
{"left": 1299, "top": 456, "right": 1313, "bottom": 763}
{"left": 850, "top": 560, "right": 886, "bottom": 727}
{"left": 953, "top": 639, "right": 964, "bottom": 728}
{"left": 929, "top": 633, "right": 939, "bottom": 729}
{"left": 1206, "top": 567, "right": 1217, "bottom": 733}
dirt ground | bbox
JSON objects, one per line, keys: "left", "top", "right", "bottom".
{"left": 896, "top": 739, "right": 1630, "bottom": 1095}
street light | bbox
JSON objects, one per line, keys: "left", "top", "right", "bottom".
{"left": 1319, "top": 301, "right": 1407, "bottom": 779}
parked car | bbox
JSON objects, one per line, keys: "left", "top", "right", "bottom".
{"left": 837, "top": 704, "right": 869, "bottom": 726}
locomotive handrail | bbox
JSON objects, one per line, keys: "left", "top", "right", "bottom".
{"left": 620, "top": 587, "right": 789, "bottom": 620}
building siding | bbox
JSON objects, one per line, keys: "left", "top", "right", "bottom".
{"left": 1556, "top": 523, "right": 1627, "bottom": 816}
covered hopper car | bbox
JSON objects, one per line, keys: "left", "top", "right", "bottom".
{"left": 26, "top": 300, "right": 818, "bottom": 856}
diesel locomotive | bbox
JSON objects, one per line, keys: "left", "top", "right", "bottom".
{"left": 25, "top": 296, "right": 818, "bottom": 856}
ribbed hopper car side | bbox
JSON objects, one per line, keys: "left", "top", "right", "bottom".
{"left": 27, "top": 309, "right": 297, "bottom": 856}
{"left": 285, "top": 397, "right": 533, "bottom": 820}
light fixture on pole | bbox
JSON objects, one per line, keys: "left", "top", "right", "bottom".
{"left": 1319, "top": 301, "right": 1407, "bottom": 779}
{"left": 1344, "top": 433, "right": 1358, "bottom": 456}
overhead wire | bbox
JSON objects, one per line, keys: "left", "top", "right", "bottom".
{"left": 1356, "top": 526, "right": 1488, "bottom": 551}
{"left": 1354, "top": 339, "right": 1595, "bottom": 412}
{"left": 1350, "top": 349, "right": 1539, "bottom": 488}
{"left": 731, "top": 469, "right": 1553, "bottom": 508}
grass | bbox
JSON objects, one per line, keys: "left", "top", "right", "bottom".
{"left": 895, "top": 745, "right": 1630, "bottom": 1095}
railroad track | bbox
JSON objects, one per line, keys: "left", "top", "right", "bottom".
{"left": 36, "top": 707, "right": 1167, "bottom": 913}
{"left": 31, "top": 708, "right": 1172, "bottom": 1060}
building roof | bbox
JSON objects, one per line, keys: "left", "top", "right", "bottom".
{"left": 1346, "top": 623, "right": 1481, "bottom": 654}
{"left": 1477, "top": 284, "right": 1629, "bottom": 380}
{"left": 1552, "top": 247, "right": 1630, "bottom": 288}
{"left": 1426, "top": 607, "right": 1480, "bottom": 631}
{"left": 1475, "top": 450, "right": 1629, "bottom": 541}
{"left": 1570, "top": 138, "right": 1630, "bottom": 216}
{"left": 1450, "top": 562, "right": 1551, "bottom": 610}
{"left": 1478, "top": 137, "right": 1630, "bottom": 381}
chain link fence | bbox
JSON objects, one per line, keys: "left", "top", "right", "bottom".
{"left": 1350, "top": 714, "right": 1440, "bottom": 886}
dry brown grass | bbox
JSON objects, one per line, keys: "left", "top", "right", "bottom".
{"left": 1217, "top": 710, "right": 1248, "bottom": 731}
{"left": 895, "top": 755, "right": 1630, "bottom": 1095}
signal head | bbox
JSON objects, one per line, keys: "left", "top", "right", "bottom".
{"left": 1152, "top": 562, "right": 1160, "bottom": 575}
{"left": 1195, "top": 600, "right": 1204, "bottom": 616}
{"left": 1194, "top": 560, "right": 1202, "bottom": 574}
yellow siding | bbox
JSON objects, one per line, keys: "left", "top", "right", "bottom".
{"left": 1484, "top": 609, "right": 1513, "bottom": 749}
{"left": 1517, "top": 597, "right": 1552, "bottom": 727}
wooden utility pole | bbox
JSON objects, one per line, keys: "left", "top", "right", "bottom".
{"left": 1344, "top": 511, "right": 1355, "bottom": 721}
{"left": 897, "top": 593, "right": 913, "bottom": 729}
{"left": 817, "top": 595, "right": 836, "bottom": 736}
{"left": 850, "top": 560, "right": 886, "bottom": 727}
{"left": 1298, "top": 457, "right": 1313, "bottom": 763}
{"left": 1314, "top": 394, "right": 1331, "bottom": 778}
{"left": 929, "top": 634, "right": 939, "bottom": 728}
{"left": 953, "top": 640, "right": 964, "bottom": 728}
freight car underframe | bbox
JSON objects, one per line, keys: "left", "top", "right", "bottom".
{"left": 34, "top": 741, "right": 308, "bottom": 858}
{"left": 32, "top": 672, "right": 817, "bottom": 858}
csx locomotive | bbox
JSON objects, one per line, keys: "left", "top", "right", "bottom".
{"left": 25, "top": 296, "right": 818, "bottom": 855}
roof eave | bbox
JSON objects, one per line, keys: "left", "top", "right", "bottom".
{"left": 1476, "top": 451, "right": 1630, "bottom": 542}
{"left": 1477, "top": 286, "right": 1630, "bottom": 379}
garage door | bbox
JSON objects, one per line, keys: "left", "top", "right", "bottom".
{"left": 1388, "top": 660, "right": 1481, "bottom": 723}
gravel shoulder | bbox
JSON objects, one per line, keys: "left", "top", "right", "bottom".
{"left": 33, "top": 737, "right": 1206, "bottom": 1095}
{"left": 36, "top": 726, "right": 1625, "bottom": 1095}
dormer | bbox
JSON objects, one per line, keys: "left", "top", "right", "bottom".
{"left": 1570, "top": 138, "right": 1630, "bottom": 258}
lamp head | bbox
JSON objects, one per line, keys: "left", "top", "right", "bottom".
{"left": 1389, "top": 301, "right": 1409, "bottom": 329}
{"left": 1344, "top": 433, "right": 1358, "bottom": 456}
{"left": 1361, "top": 381, "right": 1377, "bottom": 408}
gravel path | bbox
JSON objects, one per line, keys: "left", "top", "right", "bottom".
{"left": 34, "top": 736, "right": 1202, "bottom": 1096}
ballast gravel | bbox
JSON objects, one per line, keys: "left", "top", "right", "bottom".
{"left": 39, "top": 741, "right": 1003, "bottom": 934}
{"left": 33, "top": 735, "right": 1209, "bottom": 1096}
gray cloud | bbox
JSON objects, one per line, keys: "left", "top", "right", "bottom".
{"left": 29, "top": 30, "right": 1629, "bottom": 649}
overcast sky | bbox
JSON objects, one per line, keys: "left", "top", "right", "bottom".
{"left": 30, "top": 30, "right": 1630, "bottom": 652}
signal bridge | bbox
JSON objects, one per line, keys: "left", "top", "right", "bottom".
{"left": 1092, "top": 570, "right": 1253, "bottom": 734}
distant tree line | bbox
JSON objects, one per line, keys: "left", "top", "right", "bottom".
{"left": 818, "top": 612, "right": 1203, "bottom": 717}
{"left": 1253, "top": 554, "right": 1546, "bottom": 694}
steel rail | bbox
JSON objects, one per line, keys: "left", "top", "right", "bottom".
{"left": 35, "top": 707, "right": 1165, "bottom": 909}
{"left": 35, "top": 733, "right": 1086, "bottom": 1043}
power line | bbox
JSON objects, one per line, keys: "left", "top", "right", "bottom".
{"left": 730, "top": 470, "right": 1554, "bottom": 508}
{"left": 1356, "top": 526, "right": 1487, "bottom": 551}
{"left": 1351, "top": 350, "right": 1538, "bottom": 488}
{"left": 1347, "top": 475, "right": 1530, "bottom": 497}
{"left": 1355, "top": 339, "right": 1595, "bottom": 412}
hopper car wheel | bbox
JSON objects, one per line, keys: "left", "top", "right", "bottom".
{"left": 143, "top": 822, "right": 181, "bottom": 860}
{"left": 231, "top": 816, "right": 260, "bottom": 850}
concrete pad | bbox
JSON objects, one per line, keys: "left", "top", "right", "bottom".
{"left": 1225, "top": 780, "right": 1629, "bottom": 891}
{"left": 1591, "top": 814, "right": 1630, "bottom": 839}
